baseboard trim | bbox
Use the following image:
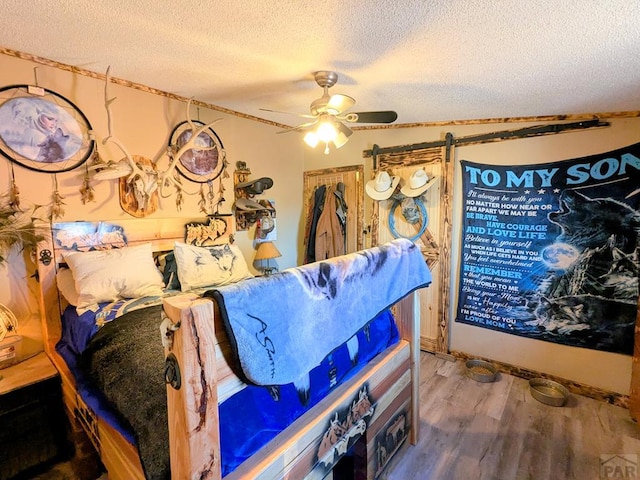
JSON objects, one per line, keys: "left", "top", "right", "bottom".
{"left": 448, "top": 350, "right": 629, "bottom": 409}
{"left": 420, "top": 337, "right": 438, "bottom": 353}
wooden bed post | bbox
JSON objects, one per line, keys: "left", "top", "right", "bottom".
{"left": 35, "top": 221, "right": 63, "bottom": 355}
{"left": 163, "top": 295, "right": 222, "bottom": 480}
{"left": 395, "top": 291, "right": 421, "bottom": 444}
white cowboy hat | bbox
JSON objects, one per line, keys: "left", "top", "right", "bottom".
{"left": 400, "top": 169, "right": 434, "bottom": 197}
{"left": 365, "top": 171, "right": 400, "bottom": 200}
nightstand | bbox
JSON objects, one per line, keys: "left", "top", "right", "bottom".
{"left": 0, "top": 352, "right": 70, "bottom": 479}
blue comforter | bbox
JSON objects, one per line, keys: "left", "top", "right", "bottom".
{"left": 57, "top": 300, "right": 401, "bottom": 478}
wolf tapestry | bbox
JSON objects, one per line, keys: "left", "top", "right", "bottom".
{"left": 456, "top": 142, "right": 640, "bottom": 355}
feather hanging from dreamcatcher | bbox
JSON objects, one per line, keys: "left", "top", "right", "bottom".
{"left": 80, "top": 155, "right": 96, "bottom": 205}
{"left": 9, "top": 164, "right": 21, "bottom": 211}
{"left": 51, "top": 174, "right": 65, "bottom": 220}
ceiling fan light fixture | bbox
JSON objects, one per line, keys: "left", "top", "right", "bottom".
{"left": 269, "top": 71, "right": 395, "bottom": 154}
{"left": 316, "top": 121, "right": 338, "bottom": 143}
{"left": 304, "top": 131, "right": 319, "bottom": 148}
{"left": 332, "top": 122, "right": 353, "bottom": 149}
{"left": 344, "top": 112, "right": 358, "bottom": 122}
{"left": 326, "top": 94, "right": 356, "bottom": 115}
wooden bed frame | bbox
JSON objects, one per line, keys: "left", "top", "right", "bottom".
{"left": 36, "top": 217, "right": 423, "bottom": 480}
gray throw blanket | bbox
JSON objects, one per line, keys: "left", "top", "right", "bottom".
{"left": 80, "top": 305, "right": 169, "bottom": 480}
{"left": 209, "top": 238, "right": 431, "bottom": 386}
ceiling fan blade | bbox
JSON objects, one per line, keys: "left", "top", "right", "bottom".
{"left": 344, "top": 110, "right": 398, "bottom": 124}
{"left": 276, "top": 121, "right": 318, "bottom": 134}
{"left": 259, "top": 107, "right": 316, "bottom": 119}
{"left": 326, "top": 94, "right": 355, "bottom": 115}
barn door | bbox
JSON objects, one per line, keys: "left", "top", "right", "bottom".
{"left": 371, "top": 147, "right": 452, "bottom": 353}
{"left": 302, "top": 165, "right": 364, "bottom": 263}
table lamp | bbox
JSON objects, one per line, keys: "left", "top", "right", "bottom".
{"left": 0, "top": 303, "right": 20, "bottom": 369}
{"left": 0, "top": 304, "right": 18, "bottom": 342}
{"left": 254, "top": 241, "right": 282, "bottom": 276}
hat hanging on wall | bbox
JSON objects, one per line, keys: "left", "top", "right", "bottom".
{"left": 235, "top": 197, "right": 268, "bottom": 211}
{"left": 400, "top": 169, "right": 436, "bottom": 197}
{"left": 235, "top": 177, "right": 273, "bottom": 195}
{"left": 365, "top": 171, "right": 401, "bottom": 200}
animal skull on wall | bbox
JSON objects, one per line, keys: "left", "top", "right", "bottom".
{"left": 96, "top": 67, "right": 223, "bottom": 216}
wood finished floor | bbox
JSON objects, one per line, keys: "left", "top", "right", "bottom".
{"left": 383, "top": 352, "right": 640, "bottom": 480}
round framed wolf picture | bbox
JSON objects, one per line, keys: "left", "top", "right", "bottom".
{"left": 0, "top": 85, "right": 95, "bottom": 172}
{"left": 169, "top": 120, "right": 226, "bottom": 183}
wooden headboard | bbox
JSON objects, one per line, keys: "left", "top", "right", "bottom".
{"left": 36, "top": 216, "right": 235, "bottom": 356}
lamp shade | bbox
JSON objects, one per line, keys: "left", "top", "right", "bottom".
{"left": 254, "top": 241, "right": 282, "bottom": 261}
{"left": 333, "top": 122, "right": 353, "bottom": 149}
{"left": 0, "top": 303, "right": 18, "bottom": 342}
{"left": 303, "top": 118, "right": 353, "bottom": 153}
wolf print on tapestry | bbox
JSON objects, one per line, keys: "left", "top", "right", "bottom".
{"left": 456, "top": 142, "right": 640, "bottom": 355}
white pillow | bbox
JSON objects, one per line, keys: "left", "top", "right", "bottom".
{"left": 56, "top": 268, "right": 81, "bottom": 306}
{"left": 64, "top": 243, "right": 164, "bottom": 310}
{"left": 174, "top": 242, "right": 252, "bottom": 291}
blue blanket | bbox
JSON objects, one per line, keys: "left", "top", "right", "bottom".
{"left": 208, "top": 238, "right": 431, "bottom": 386}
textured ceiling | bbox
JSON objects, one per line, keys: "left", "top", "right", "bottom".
{"left": 1, "top": 0, "right": 639, "bottom": 127}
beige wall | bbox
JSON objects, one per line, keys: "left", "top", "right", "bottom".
{"left": 0, "top": 52, "right": 304, "bottom": 356}
{"left": 304, "top": 118, "right": 640, "bottom": 395}
{"left": 1, "top": 50, "right": 637, "bottom": 396}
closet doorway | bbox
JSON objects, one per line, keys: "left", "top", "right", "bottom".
{"left": 302, "top": 165, "right": 364, "bottom": 263}
{"left": 370, "top": 147, "right": 452, "bottom": 354}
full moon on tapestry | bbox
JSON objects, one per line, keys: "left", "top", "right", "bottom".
{"left": 455, "top": 142, "right": 640, "bottom": 355}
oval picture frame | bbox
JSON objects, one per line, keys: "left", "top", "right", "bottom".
{"left": 0, "top": 84, "right": 95, "bottom": 173}
{"left": 169, "top": 120, "right": 226, "bottom": 183}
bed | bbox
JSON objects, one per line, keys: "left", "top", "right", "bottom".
{"left": 36, "top": 217, "right": 431, "bottom": 480}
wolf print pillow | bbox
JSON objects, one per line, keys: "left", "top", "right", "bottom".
{"left": 173, "top": 242, "right": 253, "bottom": 291}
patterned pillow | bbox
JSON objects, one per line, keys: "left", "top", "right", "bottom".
{"left": 157, "top": 251, "right": 181, "bottom": 290}
{"left": 173, "top": 242, "right": 252, "bottom": 292}
{"left": 55, "top": 268, "right": 81, "bottom": 306}
{"left": 64, "top": 243, "right": 164, "bottom": 312}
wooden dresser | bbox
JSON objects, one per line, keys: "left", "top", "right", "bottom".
{"left": 0, "top": 352, "right": 70, "bottom": 479}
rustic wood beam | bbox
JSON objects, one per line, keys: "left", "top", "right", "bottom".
{"left": 365, "top": 119, "right": 610, "bottom": 160}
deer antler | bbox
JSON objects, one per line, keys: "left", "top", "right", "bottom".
{"left": 103, "top": 67, "right": 148, "bottom": 180}
{"left": 102, "top": 67, "right": 160, "bottom": 210}
{"left": 100, "top": 68, "right": 223, "bottom": 210}
{"left": 157, "top": 98, "right": 223, "bottom": 193}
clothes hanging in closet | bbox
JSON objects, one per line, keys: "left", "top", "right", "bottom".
{"left": 315, "top": 184, "right": 345, "bottom": 261}
{"left": 304, "top": 184, "right": 326, "bottom": 264}
{"left": 334, "top": 182, "right": 348, "bottom": 245}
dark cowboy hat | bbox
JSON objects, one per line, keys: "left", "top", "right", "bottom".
{"left": 235, "top": 177, "right": 273, "bottom": 195}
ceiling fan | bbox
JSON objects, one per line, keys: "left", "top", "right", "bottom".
{"left": 260, "top": 71, "right": 398, "bottom": 154}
